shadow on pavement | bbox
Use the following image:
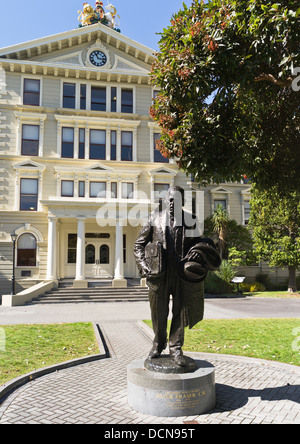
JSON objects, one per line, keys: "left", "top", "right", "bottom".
{"left": 214, "top": 383, "right": 300, "bottom": 412}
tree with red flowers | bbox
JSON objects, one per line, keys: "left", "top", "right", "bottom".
{"left": 150, "top": 0, "right": 300, "bottom": 192}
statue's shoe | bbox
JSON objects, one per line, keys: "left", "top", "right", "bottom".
{"left": 148, "top": 347, "right": 161, "bottom": 359}
{"left": 170, "top": 351, "right": 186, "bottom": 367}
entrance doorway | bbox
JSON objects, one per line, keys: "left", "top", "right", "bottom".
{"left": 85, "top": 234, "right": 112, "bottom": 278}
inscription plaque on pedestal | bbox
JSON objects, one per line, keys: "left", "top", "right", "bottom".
{"left": 127, "top": 358, "right": 216, "bottom": 417}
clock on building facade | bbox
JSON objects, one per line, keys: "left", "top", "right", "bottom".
{"left": 89, "top": 50, "right": 107, "bottom": 67}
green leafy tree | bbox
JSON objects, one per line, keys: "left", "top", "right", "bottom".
{"left": 150, "top": 0, "right": 300, "bottom": 192}
{"left": 249, "top": 185, "right": 300, "bottom": 292}
{"left": 204, "top": 210, "right": 254, "bottom": 262}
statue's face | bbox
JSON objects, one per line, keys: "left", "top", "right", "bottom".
{"left": 165, "top": 189, "right": 184, "bottom": 218}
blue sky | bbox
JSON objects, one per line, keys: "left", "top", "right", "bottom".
{"left": 0, "top": 0, "right": 193, "bottom": 50}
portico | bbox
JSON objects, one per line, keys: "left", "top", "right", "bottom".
{"left": 45, "top": 210, "right": 144, "bottom": 288}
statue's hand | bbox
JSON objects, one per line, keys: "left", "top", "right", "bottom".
{"left": 142, "top": 264, "right": 151, "bottom": 277}
{"left": 188, "top": 251, "right": 204, "bottom": 264}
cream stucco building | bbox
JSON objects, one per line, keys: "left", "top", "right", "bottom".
{"left": 0, "top": 18, "right": 257, "bottom": 300}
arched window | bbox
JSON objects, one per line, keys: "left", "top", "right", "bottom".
{"left": 17, "top": 233, "right": 37, "bottom": 267}
{"left": 85, "top": 244, "right": 95, "bottom": 264}
{"left": 100, "top": 244, "right": 109, "bottom": 264}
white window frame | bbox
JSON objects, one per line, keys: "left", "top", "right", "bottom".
{"left": 14, "top": 224, "right": 43, "bottom": 269}
{"left": 61, "top": 179, "right": 75, "bottom": 198}
{"left": 148, "top": 167, "right": 178, "bottom": 208}
{"left": 15, "top": 112, "right": 47, "bottom": 156}
{"left": 19, "top": 177, "right": 39, "bottom": 212}
{"left": 21, "top": 75, "right": 43, "bottom": 107}
{"left": 13, "top": 161, "right": 45, "bottom": 212}
{"left": 210, "top": 186, "right": 232, "bottom": 216}
{"left": 54, "top": 115, "right": 140, "bottom": 161}
{"left": 121, "top": 181, "right": 134, "bottom": 200}
{"left": 241, "top": 188, "right": 252, "bottom": 225}
{"left": 148, "top": 122, "right": 173, "bottom": 164}
{"left": 59, "top": 81, "right": 136, "bottom": 114}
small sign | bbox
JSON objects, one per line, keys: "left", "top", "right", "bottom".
{"left": 231, "top": 277, "right": 246, "bottom": 284}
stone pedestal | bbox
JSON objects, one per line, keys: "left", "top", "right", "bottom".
{"left": 127, "top": 358, "right": 216, "bottom": 417}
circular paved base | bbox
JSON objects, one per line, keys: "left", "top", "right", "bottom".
{"left": 127, "top": 359, "right": 216, "bottom": 417}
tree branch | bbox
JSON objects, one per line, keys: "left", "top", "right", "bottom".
{"left": 254, "top": 73, "right": 293, "bottom": 87}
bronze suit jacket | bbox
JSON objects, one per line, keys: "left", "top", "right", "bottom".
{"left": 134, "top": 210, "right": 205, "bottom": 329}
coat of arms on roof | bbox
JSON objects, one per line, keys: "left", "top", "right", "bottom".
{"left": 78, "top": 1, "right": 121, "bottom": 32}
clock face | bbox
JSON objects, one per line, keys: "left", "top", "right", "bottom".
{"left": 89, "top": 50, "right": 107, "bottom": 67}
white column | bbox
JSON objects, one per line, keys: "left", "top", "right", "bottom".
{"left": 75, "top": 217, "right": 86, "bottom": 281}
{"left": 113, "top": 219, "right": 127, "bottom": 287}
{"left": 16, "top": 117, "right": 21, "bottom": 155}
{"left": 116, "top": 125, "right": 121, "bottom": 161}
{"left": 106, "top": 125, "right": 111, "bottom": 161}
{"left": 74, "top": 122, "right": 79, "bottom": 159}
{"left": 46, "top": 217, "right": 57, "bottom": 280}
{"left": 85, "top": 124, "right": 89, "bottom": 160}
{"left": 133, "top": 127, "right": 137, "bottom": 162}
{"left": 39, "top": 118, "right": 45, "bottom": 157}
{"left": 57, "top": 121, "right": 62, "bottom": 158}
{"left": 115, "top": 219, "right": 123, "bottom": 279}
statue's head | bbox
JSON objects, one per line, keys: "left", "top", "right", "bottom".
{"left": 165, "top": 186, "right": 185, "bottom": 217}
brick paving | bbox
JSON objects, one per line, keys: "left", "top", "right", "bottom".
{"left": 0, "top": 319, "right": 299, "bottom": 424}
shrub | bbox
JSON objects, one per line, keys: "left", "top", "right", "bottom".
{"left": 239, "top": 282, "right": 252, "bottom": 292}
{"left": 249, "top": 282, "right": 266, "bottom": 292}
{"left": 240, "top": 282, "right": 266, "bottom": 292}
{"left": 204, "top": 271, "right": 233, "bottom": 295}
{"left": 215, "top": 260, "right": 236, "bottom": 283}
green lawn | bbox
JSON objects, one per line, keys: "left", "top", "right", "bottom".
{"left": 144, "top": 318, "right": 300, "bottom": 366}
{"left": 1, "top": 319, "right": 299, "bottom": 387}
{"left": 0, "top": 323, "right": 98, "bottom": 385}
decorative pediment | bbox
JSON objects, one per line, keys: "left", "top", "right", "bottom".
{"left": 54, "top": 163, "right": 115, "bottom": 175}
{"left": 241, "top": 187, "right": 252, "bottom": 196}
{"left": 0, "top": 23, "right": 155, "bottom": 67}
{"left": 30, "top": 39, "right": 149, "bottom": 75}
{"left": 149, "top": 167, "right": 178, "bottom": 177}
{"left": 86, "top": 163, "right": 115, "bottom": 173}
{"left": 210, "top": 186, "right": 232, "bottom": 195}
{"left": 15, "top": 224, "right": 44, "bottom": 242}
{"left": 13, "top": 160, "right": 45, "bottom": 171}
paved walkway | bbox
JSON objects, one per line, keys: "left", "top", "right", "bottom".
{"left": 0, "top": 298, "right": 300, "bottom": 424}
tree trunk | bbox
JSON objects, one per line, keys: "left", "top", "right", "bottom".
{"left": 288, "top": 266, "right": 297, "bottom": 293}
{"left": 218, "top": 229, "right": 226, "bottom": 259}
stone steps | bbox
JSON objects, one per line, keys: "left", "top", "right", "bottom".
{"left": 31, "top": 285, "right": 149, "bottom": 304}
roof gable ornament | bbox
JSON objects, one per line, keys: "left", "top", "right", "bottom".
{"left": 78, "top": 2, "right": 121, "bottom": 33}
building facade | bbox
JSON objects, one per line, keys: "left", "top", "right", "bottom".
{"left": 0, "top": 14, "right": 267, "bottom": 296}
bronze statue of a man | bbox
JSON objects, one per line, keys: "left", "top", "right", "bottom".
{"left": 134, "top": 186, "right": 221, "bottom": 367}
